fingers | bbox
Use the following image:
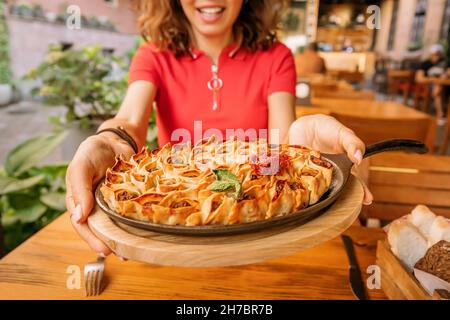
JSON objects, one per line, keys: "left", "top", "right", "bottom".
{"left": 70, "top": 205, "right": 112, "bottom": 256}
{"left": 360, "top": 180, "right": 374, "bottom": 205}
{"left": 339, "top": 127, "right": 366, "bottom": 165}
{"left": 66, "top": 163, "right": 95, "bottom": 223}
{"left": 351, "top": 158, "right": 373, "bottom": 206}
{"left": 66, "top": 167, "right": 111, "bottom": 256}
{"left": 65, "top": 136, "right": 115, "bottom": 256}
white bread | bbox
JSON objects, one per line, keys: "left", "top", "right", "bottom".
{"left": 408, "top": 205, "right": 436, "bottom": 238}
{"left": 428, "top": 216, "right": 450, "bottom": 247}
{"left": 388, "top": 219, "right": 428, "bottom": 271}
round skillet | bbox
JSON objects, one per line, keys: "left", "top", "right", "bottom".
{"left": 95, "top": 139, "right": 427, "bottom": 236}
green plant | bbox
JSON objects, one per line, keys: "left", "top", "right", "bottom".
{"left": 0, "top": 131, "right": 68, "bottom": 254}
{"left": 25, "top": 45, "right": 127, "bottom": 127}
{"left": 438, "top": 39, "right": 449, "bottom": 57}
{"left": 126, "top": 37, "right": 146, "bottom": 63}
{"left": 407, "top": 41, "right": 423, "bottom": 52}
{"left": 101, "top": 19, "right": 116, "bottom": 31}
{"left": 32, "top": 4, "right": 44, "bottom": 19}
{"left": 0, "top": 0, "right": 12, "bottom": 85}
{"left": 281, "top": 10, "right": 300, "bottom": 32}
{"left": 15, "top": 3, "right": 33, "bottom": 18}
{"left": 87, "top": 16, "right": 101, "bottom": 28}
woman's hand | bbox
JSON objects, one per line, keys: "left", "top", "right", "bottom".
{"left": 288, "top": 114, "right": 373, "bottom": 205}
{"left": 65, "top": 81, "right": 156, "bottom": 255}
{"left": 65, "top": 134, "right": 134, "bottom": 256}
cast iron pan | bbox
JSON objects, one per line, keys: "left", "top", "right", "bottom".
{"left": 95, "top": 139, "right": 428, "bottom": 236}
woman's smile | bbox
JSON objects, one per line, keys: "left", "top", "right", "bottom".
{"left": 196, "top": 6, "right": 226, "bottom": 23}
{"left": 181, "top": 0, "right": 243, "bottom": 37}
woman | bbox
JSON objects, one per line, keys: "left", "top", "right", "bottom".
{"left": 66, "top": 0, "right": 372, "bottom": 255}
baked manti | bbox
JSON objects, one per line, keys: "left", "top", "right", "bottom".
{"left": 100, "top": 135, "right": 333, "bottom": 226}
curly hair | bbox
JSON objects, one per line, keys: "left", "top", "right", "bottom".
{"left": 134, "top": 0, "right": 288, "bottom": 56}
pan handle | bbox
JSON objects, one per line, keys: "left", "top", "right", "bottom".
{"left": 364, "top": 139, "right": 428, "bottom": 158}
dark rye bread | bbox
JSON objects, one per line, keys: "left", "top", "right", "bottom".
{"left": 415, "top": 240, "right": 450, "bottom": 283}
{"left": 436, "top": 289, "right": 450, "bottom": 299}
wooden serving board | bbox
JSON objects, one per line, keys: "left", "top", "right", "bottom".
{"left": 88, "top": 176, "right": 364, "bottom": 267}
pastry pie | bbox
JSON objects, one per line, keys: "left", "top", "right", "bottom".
{"left": 100, "top": 135, "right": 333, "bottom": 226}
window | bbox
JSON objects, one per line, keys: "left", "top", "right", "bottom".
{"left": 387, "top": 0, "right": 399, "bottom": 51}
{"left": 440, "top": 0, "right": 450, "bottom": 41}
{"left": 409, "top": 0, "right": 427, "bottom": 48}
{"left": 104, "top": 0, "right": 118, "bottom": 8}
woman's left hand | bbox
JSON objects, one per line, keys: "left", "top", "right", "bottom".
{"left": 288, "top": 114, "right": 373, "bottom": 205}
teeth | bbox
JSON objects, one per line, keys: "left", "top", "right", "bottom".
{"left": 199, "top": 7, "right": 223, "bottom": 14}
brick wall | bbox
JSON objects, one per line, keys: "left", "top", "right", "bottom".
{"left": 8, "top": 17, "right": 136, "bottom": 78}
{"left": 8, "top": 0, "right": 138, "bottom": 34}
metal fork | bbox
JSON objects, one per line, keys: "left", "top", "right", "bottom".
{"left": 84, "top": 255, "right": 105, "bottom": 297}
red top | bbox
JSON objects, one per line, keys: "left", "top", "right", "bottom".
{"left": 128, "top": 41, "right": 296, "bottom": 146}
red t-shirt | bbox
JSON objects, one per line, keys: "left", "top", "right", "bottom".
{"left": 128, "top": 41, "right": 296, "bottom": 146}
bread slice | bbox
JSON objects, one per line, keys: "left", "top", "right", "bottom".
{"left": 429, "top": 216, "right": 450, "bottom": 247}
{"left": 408, "top": 205, "right": 436, "bottom": 238}
{"left": 388, "top": 219, "right": 428, "bottom": 271}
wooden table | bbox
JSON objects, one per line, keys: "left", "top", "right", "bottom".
{"left": 418, "top": 77, "right": 450, "bottom": 86}
{"left": 296, "top": 98, "right": 436, "bottom": 151}
{"left": 299, "top": 97, "right": 431, "bottom": 119}
{"left": 0, "top": 213, "right": 387, "bottom": 300}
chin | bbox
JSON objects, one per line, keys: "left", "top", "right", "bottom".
{"left": 180, "top": 0, "right": 243, "bottom": 40}
{"left": 194, "top": 24, "right": 230, "bottom": 37}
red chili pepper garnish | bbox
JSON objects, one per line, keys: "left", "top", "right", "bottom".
{"left": 250, "top": 152, "right": 291, "bottom": 176}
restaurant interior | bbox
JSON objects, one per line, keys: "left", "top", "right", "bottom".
{"left": 0, "top": 0, "right": 450, "bottom": 301}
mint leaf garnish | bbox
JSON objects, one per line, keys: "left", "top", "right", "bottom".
{"left": 208, "top": 169, "right": 242, "bottom": 199}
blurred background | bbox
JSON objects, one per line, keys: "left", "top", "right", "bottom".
{"left": 0, "top": 0, "right": 450, "bottom": 254}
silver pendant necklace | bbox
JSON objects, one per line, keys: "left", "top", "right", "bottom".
{"left": 207, "top": 63, "right": 223, "bottom": 111}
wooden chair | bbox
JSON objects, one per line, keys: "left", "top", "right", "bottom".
{"left": 440, "top": 102, "right": 450, "bottom": 155}
{"left": 362, "top": 152, "right": 450, "bottom": 223}
{"left": 330, "top": 112, "right": 436, "bottom": 152}
{"left": 387, "top": 70, "right": 415, "bottom": 104}
{"left": 412, "top": 82, "right": 431, "bottom": 113}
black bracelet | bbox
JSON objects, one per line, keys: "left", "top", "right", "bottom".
{"left": 96, "top": 126, "right": 139, "bottom": 154}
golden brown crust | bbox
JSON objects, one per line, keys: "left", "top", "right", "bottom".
{"left": 100, "top": 136, "right": 333, "bottom": 226}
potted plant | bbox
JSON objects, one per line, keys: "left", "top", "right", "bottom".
{"left": 0, "top": 0, "right": 13, "bottom": 107}
{"left": 32, "top": 4, "right": 44, "bottom": 20}
{"left": 407, "top": 41, "right": 423, "bottom": 52}
{"left": 87, "top": 16, "right": 101, "bottom": 29}
{"left": 17, "top": 2, "right": 34, "bottom": 19}
{"left": 101, "top": 20, "right": 116, "bottom": 32}
{"left": 25, "top": 45, "right": 128, "bottom": 159}
{"left": 0, "top": 130, "right": 68, "bottom": 255}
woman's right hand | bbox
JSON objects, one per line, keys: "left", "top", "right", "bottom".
{"left": 65, "top": 134, "right": 134, "bottom": 255}
{"left": 66, "top": 82, "right": 157, "bottom": 254}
